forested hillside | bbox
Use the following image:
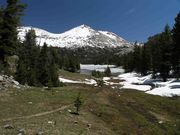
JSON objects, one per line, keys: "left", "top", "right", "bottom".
{"left": 121, "top": 15, "right": 180, "bottom": 81}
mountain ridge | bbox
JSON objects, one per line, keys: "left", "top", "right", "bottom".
{"left": 18, "top": 24, "right": 132, "bottom": 49}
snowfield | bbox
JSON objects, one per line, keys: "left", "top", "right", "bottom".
{"left": 118, "top": 73, "right": 152, "bottom": 91}
{"left": 60, "top": 65, "right": 180, "bottom": 97}
{"left": 118, "top": 72, "right": 180, "bottom": 97}
{"left": 80, "top": 64, "right": 124, "bottom": 74}
{"left": 146, "top": 82, "right": 180, "bottom": 97}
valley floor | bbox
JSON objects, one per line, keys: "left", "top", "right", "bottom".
{"left": 0, "top": 72, "right": 180, "bottom": 134}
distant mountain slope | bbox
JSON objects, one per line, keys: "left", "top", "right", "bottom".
{"left": 18, "top": 24, "right": 132, "bottom": 49}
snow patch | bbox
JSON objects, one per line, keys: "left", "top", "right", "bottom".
{"left": 59, "top": 77, "right": 97, "bottom": 85}
{"left": 146, "top": 82, "right": 180, "bottom": 97}
{"left": 118, "top": 72, "right": 180, "bottom": 97}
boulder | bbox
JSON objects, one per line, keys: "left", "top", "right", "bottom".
{"left": 0, "top": 76, "right": 3, "bottom": 81}
{"left": 4, "top": 124, "right": 14, "bottom": 129}
{"left": 18, "top": 128, "right": 26, "bottom": 134}
{"left": 36, "top": 131, "right": 44, "bottom": 135}
{"left": 0, "top": 74, "right": 21, "bottom": 91}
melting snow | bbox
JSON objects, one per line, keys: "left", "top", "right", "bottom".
{"left": 118, "top": 72, "right": 180, "bottom": 97}
{"left": 59, "top": 77, "right": 97, "bottom": 85}
{"left": 146, "top": 82, "right": 180, "bottom": 97}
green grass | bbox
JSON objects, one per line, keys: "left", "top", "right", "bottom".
{"left": 0, "top": 71, "right": 179, "bottom": 135}
{"left": 59, "top": 70, "right": 92, "bottom": 81}
{"left": 85, "top": 89, "right": 180, "bottom": 135}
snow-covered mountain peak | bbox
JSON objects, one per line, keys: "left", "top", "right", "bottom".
{"left": 79, "top": 24, "right": 92, "bottom": 29}
{"left": 18, "top": 24, "right": 132, "bottom": 48}
{"left": 99, "top": 31, "right": 125, "bottom": 42}
{"left": 59, "top": 24, "right": 95, "bottom": 39}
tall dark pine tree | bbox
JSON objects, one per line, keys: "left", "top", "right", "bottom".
{"left": 37, "top": 43, "right": 49, "bottom": 86}
{"left": 141, "top": 45, "right": 150, "bottom": 75}
{"left": 133, "top": 45, "right": 142, "bottom": 73}
{"left": 172, "top": 12, "right": 180, "bottom": 79}
{"left": 48, "top": 59, "right": 59, "bottom": 87}
{"left": 24, "top": 29, "right": 39, "bottom": 85}
{"left": 0, "top": 7, "right": 4, "bottom": 64}
{"left": 146, "top": 34, "right": 162, "bottom": 78}
{"left": 159, "top": 25, "right": 172, "bottom": 81}
{"left": 16, "top": 29, "right": 39, "bottom": 85}
{"left": 104, "top": 66, "right": 111, "bottom": 77}
{"left": 1, "top": 0, "right": 26, "bottom": 62}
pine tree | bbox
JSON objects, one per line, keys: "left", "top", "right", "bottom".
{"left": 69, "top": 58, "right": 76, "bottom": 72}
{"left": 74, "top": 93, "right": 82, "bottom": 114}
{"left": 141, "top": 45, "right": 150, "bottom": 75}
{"left": 36, "top": 43, "right": 49, "bottom": 86}
{"left": 0, "top": 7, "right": 4, "bottom": 63}
{"left": 16, "top": 29, "right": 39, "bottom": 85}
{"left": 1, "top": 0, "right": 26, "bottom": 62}
{"left": 104, "top": 66, "right": 111, "bottom": 77}
{"left": 146, "top": 34, "right": 162, "bottom": 77}
{"left": 24, "top": 29, "right": 38, "bottom": 85}
{"left": 172, "top": 12, "right": 180, "bottom": 78}
{"left": 133, "top": 45, "right": 142, "bottom": 73}
{"left": 16, "top": 59, "right": 27, "bottom": 84}
{"left": 48, "top": 58, "right": 59, "bottom": 87}
{"left": 159, "top": 25, "right": 172, "bottom": 81}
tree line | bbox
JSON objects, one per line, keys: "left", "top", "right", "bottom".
{"left": 0, "top": 0, "right": 80, "bottom": 87}
{"left": 16, "top": 29, "right": 80, "bottom": 86}
{"left": 121, "top": 12, "right": 180, "bottom": 81}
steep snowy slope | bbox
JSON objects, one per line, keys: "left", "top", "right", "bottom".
{"left": 18, "top": 24, "right": 132, "bottom": 48}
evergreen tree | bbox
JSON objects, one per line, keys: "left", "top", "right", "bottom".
{"left": 104, "top": 66, "right": 111, "bottom": 77}
{"left": 16, "top": 29, "right": 39, "bottom": 85}
{"left": 172, "top": 12, "right": 180, "bottom": 78}
{"left": 36, "top": 43, "right": 49, "bottom": 86}
{"left": 1, "top": 0, "right": 26, "bottom": 62}
{"left": 133, "top": 45, "right": 142, "bottom": 73}
{"left": 0, "top": 7, "right": 3, "bottom": 63}
{"left": 141, "top": 45, "right": 150, "bottom": 75}
{"left": 16, "top": 59, "right": 27, "bottom": 84}
{"left": 122, "top": 53, "right": 134, "bottom": 73}
{"left": 48, "top": 63, "right": 59, "bottom": 87}
{"left": 48, "top": 56, "right": 59, "bottom": 87}
{"left": 24, "top": 29, "right": 39, "bottom": 85}
{"left": 74, "top": 93, "right": 82, "bottom": 114}
{"left": 159, "top": 25, "right": 172, "bottom": 81}
{"left": 146, "top": 34, "right": 162, "bottom": 77}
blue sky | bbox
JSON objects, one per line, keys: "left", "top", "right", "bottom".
{"left": 1, "top": 0, "right": 180, "bottom": 42}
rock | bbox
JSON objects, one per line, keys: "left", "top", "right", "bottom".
{"left": 13, "top": 80, "right": 19, "bottom": 85}
{"left": 28, "top": 102, "right": 33, "bottom": 104}
{"left": 0, "top": 74, "right": 21, "bottom": 91}
{"left": 48, "top": 120, "right": 56, "bottom": 126}
{"left": 36, "top": 131, "right": 44, "bottom": 135}
{"left": 18, "top": 128, "right": 26, "bottom": 134}
{"left": 4, "top": 124, "right": 14, "bottom": 129}
{"left": 87, "top": 123, "right": 91, "bottom": 129}
{"left": 0, "top": 76, "right": 3, "bottom": 81}
{"left": 68, "top": 109, "right": 72, "bottom": 113}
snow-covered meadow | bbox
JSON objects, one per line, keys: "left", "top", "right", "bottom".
{"left": 59, "top": 64, "right": 180, "bottom": 97}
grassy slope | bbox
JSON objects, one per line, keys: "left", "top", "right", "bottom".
{"left": 0, "top": 72, "right": 179, "bottom": 135}
{"left": 58, "top": 70, "right": 92, "bottom": 81}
